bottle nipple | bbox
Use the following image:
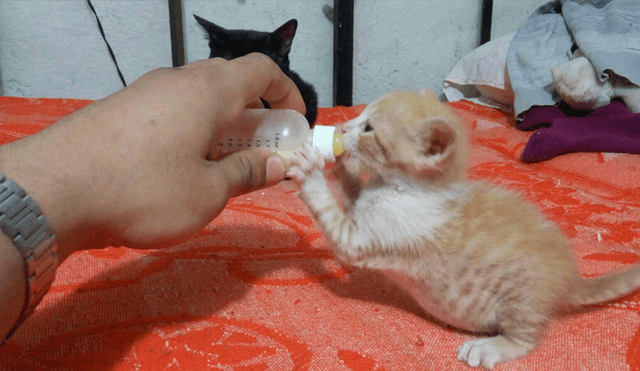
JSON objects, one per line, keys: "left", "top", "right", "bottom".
{"left": 311, "top": 125, "right": 346, "bottom": 161}
{"left": 333, "top": 132, "right": 345, "bottom": 156}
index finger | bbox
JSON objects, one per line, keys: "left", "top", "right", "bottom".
{"left": 225, "top": 53, "right": 306, "bottom": 114}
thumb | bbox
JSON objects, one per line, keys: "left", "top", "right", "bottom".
{"left": 216, "top": 149, "right": 287, "bottom": 199}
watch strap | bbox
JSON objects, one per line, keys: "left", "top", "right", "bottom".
{"left": 0, "top": 171, "right": 58, "bottom": 343}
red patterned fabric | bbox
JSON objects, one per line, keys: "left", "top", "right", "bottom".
{"left": 0, "top": 96, "right": 638, "bottom": 370}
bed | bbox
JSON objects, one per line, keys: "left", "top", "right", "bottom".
{"left": 0, "top": 95, "right": 638, "bottom": 370}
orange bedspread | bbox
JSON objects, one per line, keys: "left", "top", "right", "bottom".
{"left": 0, "top": 96, "right": 639, "bottom": 371}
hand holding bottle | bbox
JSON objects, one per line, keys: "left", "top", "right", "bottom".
{"left": 0, "top": 53, "right": 306, "bottom": 261}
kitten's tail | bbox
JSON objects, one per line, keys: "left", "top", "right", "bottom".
{"left": 570, "top": 265, "right": 640, "bottom": 306}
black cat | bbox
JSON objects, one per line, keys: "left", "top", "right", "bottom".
{"left": 194, "top": 15, "right": 318, "bottom": 127}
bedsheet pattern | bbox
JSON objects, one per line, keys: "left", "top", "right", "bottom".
{"left": 0, "top": 96, "right": 639, "bottom": 371}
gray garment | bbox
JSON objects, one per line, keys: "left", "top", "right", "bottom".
{"left": 507, "top": 0, "right": 640, "bottom": 118}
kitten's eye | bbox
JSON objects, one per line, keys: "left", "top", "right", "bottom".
{"left": 363, "top": 122, "right": 374, "bottom": 133}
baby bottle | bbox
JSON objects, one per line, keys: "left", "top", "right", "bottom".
{"left": 213, "top": 109, "right": 344, "bottom": 161}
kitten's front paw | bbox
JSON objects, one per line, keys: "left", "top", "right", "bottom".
{"left": 286, "top": 144, "right": 325, "bottom": 186}
{"left": 457, "top": 338, "right": 502, "bottom": 370}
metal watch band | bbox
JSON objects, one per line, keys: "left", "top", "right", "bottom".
{"left": 0, "top": 171, "right": 58, "bottom": 343}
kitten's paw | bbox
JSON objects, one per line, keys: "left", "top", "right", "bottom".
{"left": 457, "top": 338, "right": 502, "bottom": 370}
{"left": 286, "top": 144, "right": 325, "bottom": 186}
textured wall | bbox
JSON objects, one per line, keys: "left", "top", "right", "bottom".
{"left": 0, "top": 0, "right": 172, "bottom": 99}
{"left": 353, "top": 0, "right": 482, "bottom": 104}
{"left": 491, "top": 0, "right": 549, "bottom": 39}
{"left": 0, "top": 0, "right": 549, "bottom": 106}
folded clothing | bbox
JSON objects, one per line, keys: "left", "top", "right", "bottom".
{"left": 520, "top": 100, "right": 640, "bottom": 163}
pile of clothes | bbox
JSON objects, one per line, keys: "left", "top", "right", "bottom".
{"left": 508, "top": 0, "right": 640, "bottom": 162}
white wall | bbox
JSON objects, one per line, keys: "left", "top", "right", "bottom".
{"left": 0, "top": 0, "right": 549, "bottom": 106}
{"left": 491, "top": 0, "right": 549, "bottom": 39}
{"left": 0, "top": 0, "right": 172, "bottom": 99}
{"left": 353, "top": 0, "right": 482, "bottom": 105}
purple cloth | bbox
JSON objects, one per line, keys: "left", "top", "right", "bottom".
{"left": 518, "top": 100, "right": 640, "bottom": 163}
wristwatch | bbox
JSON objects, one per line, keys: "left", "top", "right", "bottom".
{"left": 0, "top": 171, "right": 58, "bottom": 343}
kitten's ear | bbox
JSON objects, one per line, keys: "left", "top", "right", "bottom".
{"left": 411, "top": 117, "right": 458, "bottom": 176}
{"left": 272, "top": 19, "right": 298, "bottom": 55}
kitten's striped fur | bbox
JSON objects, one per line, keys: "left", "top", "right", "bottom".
{"left": 287, "top": 90, "right": 640, "bottom": 369}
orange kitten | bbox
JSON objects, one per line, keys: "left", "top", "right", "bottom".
{"left": 286, "top": 90, "right": 640, "bottom": 369}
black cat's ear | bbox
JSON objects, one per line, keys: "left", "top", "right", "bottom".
{"left": 194, "top": 14, "right": 213, "bottom": 31}
{"left": 194, "top": 14, "right": 227, "bottom": 40}
{"left": 272, "top": 19, "right": 298, "bottom": 55}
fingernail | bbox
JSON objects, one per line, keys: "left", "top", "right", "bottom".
{"left": 265, "top": 155, "right": 287, "bottom": 186}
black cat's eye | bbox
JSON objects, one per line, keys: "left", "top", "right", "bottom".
{"left": 363, "top": 122, "right": 374, "bottom": 133}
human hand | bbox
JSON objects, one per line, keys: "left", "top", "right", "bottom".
{"left": 0, "top": 53, "right": 305, "bottom": 261}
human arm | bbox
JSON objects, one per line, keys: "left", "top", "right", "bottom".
{"left": 0, "top": 53, "right": 305, "bottom": 341}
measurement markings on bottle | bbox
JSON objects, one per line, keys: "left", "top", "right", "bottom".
{"left": 218, "top": 136, "right": 281, "bottom": 150}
